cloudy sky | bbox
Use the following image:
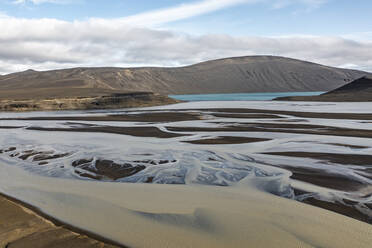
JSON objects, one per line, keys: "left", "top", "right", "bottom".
{"left": 0, "top": 0, "right": 371, "bottom": 74}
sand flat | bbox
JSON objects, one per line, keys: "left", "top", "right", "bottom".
{"left": 0, "top": 162, "right": 371, "bottom": 248}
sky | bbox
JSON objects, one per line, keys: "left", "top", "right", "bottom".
{"left": 0, "top": 0, "right": 371, "bottom": 74}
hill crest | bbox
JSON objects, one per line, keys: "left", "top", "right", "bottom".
{"left": 0, "top": 56, "right": 370, "bottom": 100}
{"left": 276, "top": 76, "right": 372, "bottom": 102}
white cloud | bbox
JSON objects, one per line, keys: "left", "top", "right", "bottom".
{"left": 117, "top": 0, "right": 260, "bottom": 27}
{"left": 95, "top": 0, "right": 329, "bottom": 27}
{"left": 0, "top": 13, "right": 371, "bottom": 74}
{"left": 1, "top": 0, "right": 370, "bottom": 74}
{"left": 10, "top": 0, "right": 330, "bottom": 24}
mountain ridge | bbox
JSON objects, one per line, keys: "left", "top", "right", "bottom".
{"left": 0, "top": 56, "right": 370, "bottom": 100}
{"left": 276, "top": 76, "right": 372, "bottom": 102}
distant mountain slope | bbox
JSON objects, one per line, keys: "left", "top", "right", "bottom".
{"left": 0, "top": 56, "right": 370, "bottom": 100}
{"left": 276, "top": 76, "right": 372, "bottom": 102}
{"left": 325, "top": 76, "right": 372, "bottom": 95}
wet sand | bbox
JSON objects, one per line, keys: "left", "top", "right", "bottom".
{"left": 130, "top": 107, "right": 372, "bottom": 120}
{"left": 303, "top": 197, "right": 372, "bottom": 224}
{"left": 166, "top": 122, "right": 372, "bottom": 139}
{"left": 192, "top": 108, "right": 372, "bottom": 120}
{"left": 72, "top": 159, "right": 146, "bottom": 180}
{"left": 5, "top": 107, "right": 372, "bottom": 121}
{"left": 271, "top": 164, "right": 366, "bottom": 191}
{"left": 285, "top": 141, "right": 369, "bottom": 149}
{"left": 1, "top": 163, "right": 372, "bottom": 248}
{"left": 27, "top": 126, "right": 186, "bottom": 138}
{"left": 0, "top": 112, "right": 202, "bottom": 123}
{"left": 264, "top": 152, "right": 372, "bottom": 166}
{"left": 184, "top": 136, "right": 271, "bottom": 145}
{"left": 210, "top": 113, "right": 284, "bottom": 119}
{"left": 7, "top": 120, "right": 372, "bottom": 139}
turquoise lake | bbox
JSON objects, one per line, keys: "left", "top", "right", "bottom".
{"left": 169, "top": 92, "right": 324, "bottom": 101}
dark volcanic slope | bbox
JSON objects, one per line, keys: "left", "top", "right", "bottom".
{"left": 0, "top": 56, "right": 369, "bottom": 100}
{"left": 326, "top": 76, "right": 372, "bottom": 95}
{"left": 276, "top": 76, "right": 372, "bottom": 102}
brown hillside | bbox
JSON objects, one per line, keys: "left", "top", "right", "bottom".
{"left": 276, "top": 76, "right": 372, "bottom": 102}
{"left": 0, "top": 56, "right": 369, "bottom": 100}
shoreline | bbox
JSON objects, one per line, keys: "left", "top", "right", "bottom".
{"left": 0, "top": 192, "right": 126, "bottom": 248}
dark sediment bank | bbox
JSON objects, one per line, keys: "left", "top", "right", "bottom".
{"left": 73, "top": 159, "right": 146, "bottom": 180}
{"left": 279, "top": 165, "right": 365, "bottom": 191}
{"left": 167, "top": 108, "right": 372, "bottom": 120}
{"left": 285, "top": 141, "right": 369, "bottom": 149}
{"left": 0, "top": 92, "right": 178, "bottom": 112}
{"left": 0, "top": 193, "right": 125, "bottom": 248}
{"left": 27, "top": 126, "right": 186, "bottom": 138}
{"left": 166, "top": 122, "right": 372, "bottom": 139}
{"left": 211, "top": 113, "right": 284, "bottom": 119}
{"left": 3, "top": 112, "right": 202, "bottom": 122}
{"left": 184, "top": 136, "right": 271, "bottom": 145}
{"left": 4, "top": 107, "right": 372, "bottom": 120}
{"left": 302, "top": 197, "right": 372, "bottom": 224}
{"left": 263, "top": 152, "right": 372, "bottom": 166}
{"left": 9, "top": 120, "right": 372, "bottom": 140}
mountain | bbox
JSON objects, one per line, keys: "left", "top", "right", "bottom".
{"left": 326, "top": 76, "right": 372, "bottom": 95}
{"left": 276, "top": 76, "right": 372, "bottom": 102}
{"left": 0, "top": 56, "right": 370, "bottom": 100}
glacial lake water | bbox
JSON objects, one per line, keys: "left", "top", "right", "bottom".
{"left": 169, "top": 92, "right": 324, "bottom": 101}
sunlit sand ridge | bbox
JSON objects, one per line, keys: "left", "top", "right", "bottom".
{"left": 1, "top": 162, "right": 371, "bottom": 248}
{"left": 0, "top": 101, "right": 372, "bottom": 247}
